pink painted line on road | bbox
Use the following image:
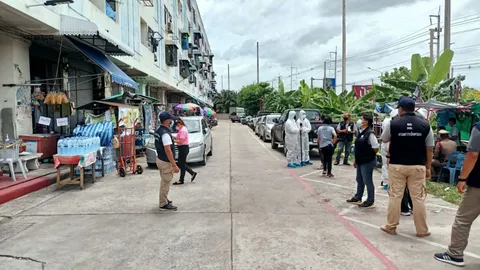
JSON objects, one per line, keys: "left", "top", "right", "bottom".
{"left": 285, "top": 165, "right": 398, "bottom": 270}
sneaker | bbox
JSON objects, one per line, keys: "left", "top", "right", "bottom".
{"left": 327, "top": 173, "right": 334, "bottom": 178}
{"left": 401, "top": 212, "right": 411, "bottom": 216}
{"left": 359, "top": 201, "right": 376, "bottom": 208}
{"left": 434, "top": 252, "right": 465, "bottom": 267}
{"left": 346, "top": 197, "right": 362, "bottom": 205}
{"left": 160, "top": 203, "right": 178, "bottom": 211}
{"left": 191, "top": 172, "right": 198, "bottom": 182}
{"left": 334, "top": 160, "right": 340, "bottom": 165}
{"left": 343, "top": 162, "right": 351, "bottom": 166}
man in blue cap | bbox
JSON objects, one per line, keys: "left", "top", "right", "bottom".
{"left": 155, "top": 111, "right": 180, "bottom": 211}
{"left": 380, "top": 96, "right": 434, "bottom": 237}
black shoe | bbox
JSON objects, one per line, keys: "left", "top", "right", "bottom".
{"left": 359, "top": 201, "right": 376, "bottom": 208}
{"left": 334, "top": 160, "right": 340, "bottom": 165}
{"left": 346, "top": 197, "right": 362, "bottom": 205}
{"left": 160, "top": 203, "right": 178, "bottom": 211}
{"left": 343, "top": 162, "right": 351, "bottom": 166}
{"left": 191, "top": 172, "right": 197, "bottom": 182}
{"left": 168, "top": 200, "right": 173, "bottom": 205}
{"left": 434, "top": 252, "right": 465, "bottom": 267}
{"left": 173, "top": 181, "right": 184, "bottom": 185}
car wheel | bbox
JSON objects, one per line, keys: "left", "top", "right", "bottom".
{"left": 271, "top": 133, "right": 278, "bottom": 149}
{"left": 147, "top": 162, "right": 157, "bottom": 168}
{"left": 262, "top": 131, "right": 267, "bottom": 142}
{"left": 200, "top": 149, "right": 207, "bottom": 166}
{"left": 207, "top": 140, "right": 213, "bottom": 156}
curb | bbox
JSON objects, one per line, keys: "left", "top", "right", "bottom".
{"left": 0, "top": 170, "right": 70, "bottom": 205}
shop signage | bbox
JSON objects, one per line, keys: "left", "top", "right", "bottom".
{"left": 56, "top": 117, "right": 69, "bottom": 127}
{"left": 38, "top": 116, "right": 52, "bottom": 126}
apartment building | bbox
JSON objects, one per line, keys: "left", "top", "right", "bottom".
{"left": 0, "top": 0, "right": 216, "bottom": 138}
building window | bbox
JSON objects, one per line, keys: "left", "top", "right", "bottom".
{"left": 141, "top": 19, "right": 148, "bottom": 47}
{"left": 164, "top": 6, "right": 172, "bottom": 25}
{"left": 106, "top": 0, "right": 116, "bottom": 21}
{"left": 177, "top": 0, "right": 182, "bottom": 13}
{"left": 192, "top": 9, "right": 196, "bottom": 24}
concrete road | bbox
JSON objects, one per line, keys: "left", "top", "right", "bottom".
{"left": 0, "top": 120, "right": 480, "bottom": 270}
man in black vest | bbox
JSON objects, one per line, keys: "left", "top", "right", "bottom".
{"left": 380, "top": 97, "right": 434, "bottom": 237}
{"left": 335, "top": 112, "right": 356, "bottom": 165}
{"left": 434, "top": 122, "right": 480, "bottom": 267}
{"left": 155, "top": 111, "right": 180, "bottom": 211}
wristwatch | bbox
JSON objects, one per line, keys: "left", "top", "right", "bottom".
{"left": 458, "top": 177, "right": 467, "bottom": 182}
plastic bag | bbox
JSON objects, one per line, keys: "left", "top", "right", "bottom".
{"left": 112, "top": 135, "right": 120, "bottom": 149}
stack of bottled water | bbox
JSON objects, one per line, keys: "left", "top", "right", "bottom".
{"left": 57, "top": 136, "right": 101, "bottom": 155}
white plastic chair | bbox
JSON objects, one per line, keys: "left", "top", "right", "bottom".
{"left": 0, "top": 140, "right": 27, "bottom": 181}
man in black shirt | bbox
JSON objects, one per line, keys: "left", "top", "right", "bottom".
{"left": 335, "top": 112, "right": 356, "bottom": 165}
{"left": 434, "top": 122, "right": 480, "bottom": 267}
{"left": 380, "top": 97, "right": 434, "bottom": 237}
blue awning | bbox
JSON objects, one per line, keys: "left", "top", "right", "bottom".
{"left": 68, "top": 38, "right": 138, "bottom": 90}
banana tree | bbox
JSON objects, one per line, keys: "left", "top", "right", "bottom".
{"left": 383, "top": 49, "right": 456, "bottom": 102}
{"left": 311, "top": 88, "right": 377, "bottom": 119}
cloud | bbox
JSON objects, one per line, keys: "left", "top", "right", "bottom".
{"left": 197, "top": 0, "right": 480, "bottom": 91}
{"left": 318, "top": 0, "right": 430, "bottom": 16}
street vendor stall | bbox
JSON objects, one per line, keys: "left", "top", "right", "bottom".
{"left": 54, "top": 150, "right": 101, "bottom": 189}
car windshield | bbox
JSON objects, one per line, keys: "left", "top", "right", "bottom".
{"left": 174, "top": 119, "right": 201, "bottom": 133}
{"left": 295, "top": 110, "right": 320, "bottom": 121}
{"left": 266, "top": 115, "right": 279, "bottom": 124}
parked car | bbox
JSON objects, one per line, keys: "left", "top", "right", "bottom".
{"left": 146, "top": 116, "right": 213, "bottom": 167}
{"left": 255, "top": 115, "right": 267, "bottom": 135}
{"left": 258, "top": 114, "right": 280, "bottom": 142}
{"left": 241, "top": 116, "right": 251, "bottom": 125}
{"left": 247, "top": 118, "right": 255, "bottom": 130}
{"left": 270, "top": 109, "right": 322, "bottom": 155}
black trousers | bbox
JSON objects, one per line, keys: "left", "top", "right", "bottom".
{"left": 177, "top": 145, "right": 195, "bottom": 181}
{"left": 320, "top": 144, "right": 334, "bottom": 174}
{"left": 401, "top": 188, "right": 413, "bottom": 213}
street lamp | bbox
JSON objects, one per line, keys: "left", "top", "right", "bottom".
{"left": 26, "top": 0, "right": 73, "bottom": 8}
{"left": 367, "top": 67, "right": 383, "bottom": 74}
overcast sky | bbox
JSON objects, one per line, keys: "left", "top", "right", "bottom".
{"left": 197, "top": 0, "right": 480, "bottom": 92}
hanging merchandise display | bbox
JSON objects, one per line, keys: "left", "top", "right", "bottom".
{"left": 44, "top": 91, "right": 69, "bottom": 105}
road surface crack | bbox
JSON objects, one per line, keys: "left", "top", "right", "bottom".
{"left": 0, "top": 254, "right": 46, "bottom": 269}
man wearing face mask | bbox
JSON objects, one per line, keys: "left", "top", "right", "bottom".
{"left": 335, "top": 112, "right": 356, "bottom": 165}
{"left": 297, "top": 110, "right": 313, "bottom": 166}
{"left": 285, "top": 111, "right": 301, "bottom": 168}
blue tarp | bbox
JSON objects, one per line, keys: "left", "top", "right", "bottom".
{"left": 69, "top": 38, "right": 138, "bottom": 90}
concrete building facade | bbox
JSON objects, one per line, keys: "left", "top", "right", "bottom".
{"left": 0, "top": 0, "right": 216, "bottom": 137}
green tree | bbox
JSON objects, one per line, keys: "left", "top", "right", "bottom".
{"left": 237, "top": 82, "right": 273, "bottom": 115}
{"left": 214, "top": 90, "right": 237, "bottom": 113}
{"left": 462, "top": 86, "right": 480, "bottom": 101}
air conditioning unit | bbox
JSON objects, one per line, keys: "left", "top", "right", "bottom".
{"left": 167, "top": 22, "right": 173, "bottom": 33}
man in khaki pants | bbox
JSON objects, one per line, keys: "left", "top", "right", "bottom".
{"left": 155, "top": 111, "right": 180, "bottom": 211}
{"left": 380, "top": 97, "right": 434, "bottom": 237}
{"left": 435, "top": 123, "right": 480, "bottom": 267}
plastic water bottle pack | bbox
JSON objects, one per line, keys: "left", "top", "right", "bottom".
{"left": 57, "top": 136, "right": 101, "bottom": 155}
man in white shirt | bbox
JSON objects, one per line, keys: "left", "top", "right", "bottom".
{"left": 154, "top": 111, "right": 180, "bottom": 210}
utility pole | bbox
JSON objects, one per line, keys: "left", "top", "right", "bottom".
{"left": 323, "top": 60, "right": 327, "bottom": 90}
{"left": 256, "top": 41, "right": 259, "bottom": 84}
{"left": 334, "top": 46, "right": 338, "bottom": 80}
{"left": 444, "top": 0, "right": 451, "bottom": 78}
{"left": 341, "top": 0, "right": 346, "bottom": 92}
{"left": 429, "top": 29, "right": 435, "bottom": 67}
{"left": 430, "top": 11, "right": 441, "bottom": 62}
{"left": 227, "top": 64, "right": 230, "bottom": 91}
{"left": 221, "top": 75, "right": 224, "bottom": 91}
{"left": 310, "top": 77, "right": 313, "bottom": 89}
{"left": 290, "top": 63, "right": 293, "bottom": 91}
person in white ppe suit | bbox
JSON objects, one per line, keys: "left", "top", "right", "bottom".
{"left": 381, "top": 109, "right": 398, "bottom": 190}
{"left": 297, "top": 110, "right": 313, "bottom": 166}
{"left": 285, "top": 111, "right": 301, "bottom": 168}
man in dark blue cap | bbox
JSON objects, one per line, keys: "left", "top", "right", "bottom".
{"left": 155, "top": 111, "right": 180, "bottom": 211}
{"left": 380, "top": 96, "right": 434, "bottom": 237}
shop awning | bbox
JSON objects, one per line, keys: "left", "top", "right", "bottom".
{"left": 76, "top": 101, "right": 138, "bottom": 110}
{"left": 69, "top": 38, "right": 139, "bottom": 90}
{"left": 103, "top": 93, "right": 159, "bottom": 103}
{"left": 60, "top": 15, "right": 134, "bottom": 56}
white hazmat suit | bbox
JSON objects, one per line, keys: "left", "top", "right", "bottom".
{"left": 381, "top": 109, "right": 398, "bottom": 188}
{"left": 285, "top": 111, "right": 300, "bottom": 167}
{"left": 297, "top": 110, "right": 312, "bottom": 165}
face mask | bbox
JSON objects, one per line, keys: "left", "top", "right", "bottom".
{"left": 357, "top": 119, "right": 362, "bottom": 126}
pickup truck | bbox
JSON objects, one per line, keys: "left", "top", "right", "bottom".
{"left": 270, "top": 109, "right": 322, "bottom": 155}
